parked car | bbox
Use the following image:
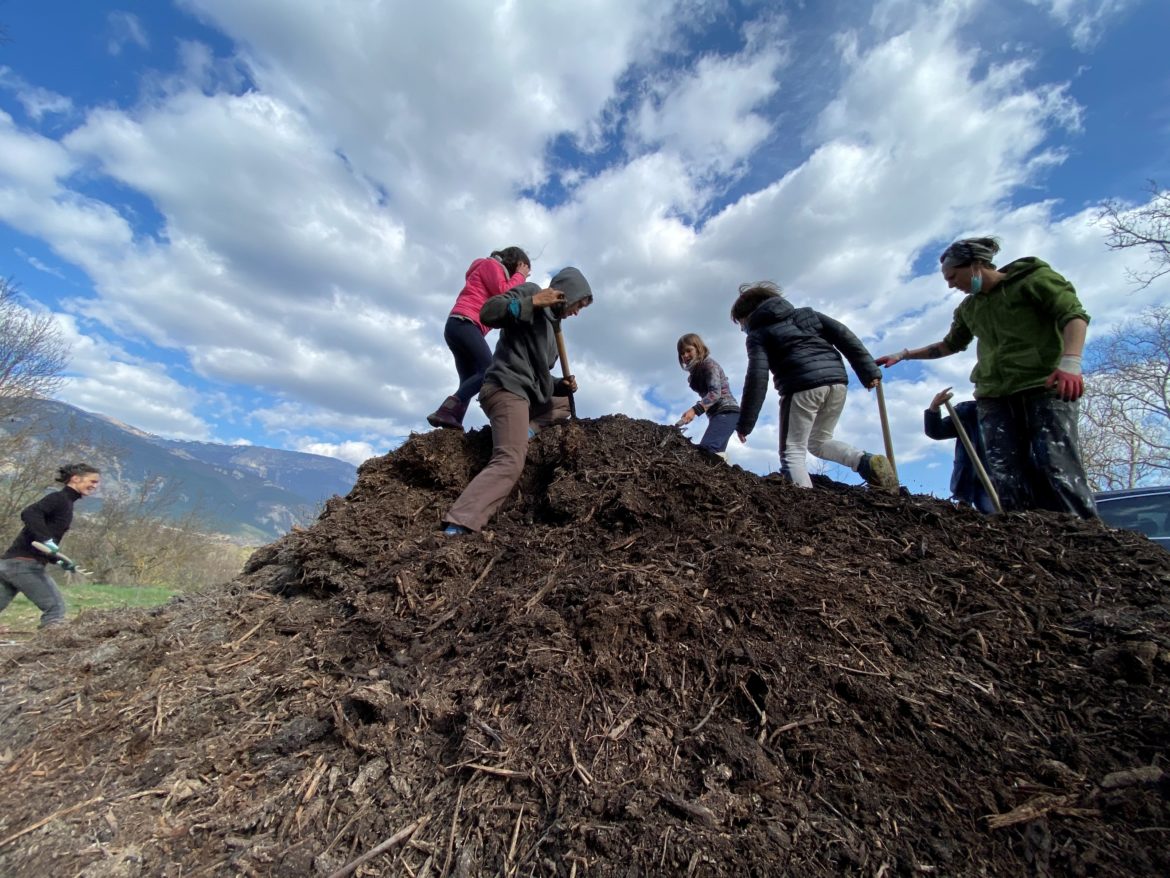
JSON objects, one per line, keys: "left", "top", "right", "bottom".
{"left": 1094, "top": 486, "right": 1170, "bottom": 550}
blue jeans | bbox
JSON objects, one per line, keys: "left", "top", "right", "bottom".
{"left": 977, "top": 389, "right": 1097, "bottom": 519}
{"left": 444, "top": 316, "right": 493, "bottom": 405}
{"left": 698, "top": 411, "right": 738, "bottom": 454}
{"left": 0, "top": 558, "right": 66, "bottom": 627}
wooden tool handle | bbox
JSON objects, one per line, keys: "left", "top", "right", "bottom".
{"left": 875, "top": 382, "right": 900, "bottom": 486}
{"left": 943, "top": 400, "right": 1003, "bottom": 514}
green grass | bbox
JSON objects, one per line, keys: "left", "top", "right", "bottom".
{"left": 0, "top": 582, "right": 178, "bottom": 635}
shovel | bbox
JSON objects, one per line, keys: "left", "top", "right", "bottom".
{"left": 554, "top": 328, "right": 577, "bottom": 419}
{"left": 874, "top": 381, "right": 900, "bottom": 487}
{"left": 659, "top": 420, "right": 686, "bottom": 448}
{"left": 32, "top": 541, "right": 94, "bottom": 577}
{"left": 943, "top": 400, "right": 1003, "bottom": 514}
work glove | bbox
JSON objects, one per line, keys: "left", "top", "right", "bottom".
{"left": 1045, "top": 355, "right": 1084, "bottom": 401}
{"left": 40, "top": 539, "right": 60, "bottom": 555}
{"left": 56, "top": 558, "right": 78, "bottom": 572}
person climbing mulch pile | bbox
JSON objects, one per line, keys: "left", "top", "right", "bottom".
{"left": 1, "top": 416, "right": 1167, "bottom": 877}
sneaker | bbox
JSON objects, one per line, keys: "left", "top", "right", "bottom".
{"left": 443, "top": 524, "right": 472, "bottom": 536}
{"left": 858, "top": 453, "right": 897, "bottom": 489}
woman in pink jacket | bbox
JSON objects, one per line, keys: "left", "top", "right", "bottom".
{"left": 427, "top": 247, "right": 531, "bottom": 429}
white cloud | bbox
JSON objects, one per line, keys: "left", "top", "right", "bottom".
{"left": 1022, "top": 0, "right": 1137, "bottom": 50}
{"left": 107, "top": 12, "right": 151, "bottom": 56}
{"left": 15, "top": 248, "right": 66, "bottom": 279}
{"left": 0, "top": 0, "right": 1164, "bottom": 498}
{"left": 296, "top": 439, "right": 379, "bottom": 466}
{"left": 53, "top": 315, "right": 212, "bottom": 440}
{"left": 632, "top": 46, "right": 787, "bottom": 176}
{"left": 0, "top": 68, "right": 73, "bottom": 122}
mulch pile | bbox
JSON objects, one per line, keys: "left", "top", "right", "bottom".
{"left": 1, "top": 415, "right": 1168, "bottom": 877}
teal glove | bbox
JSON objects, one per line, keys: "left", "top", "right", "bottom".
{"left": 56, "top": 558, "right": 78, "bottom": 572}
{"left": 42, "top": 539, "right": 60, "bottom": 554}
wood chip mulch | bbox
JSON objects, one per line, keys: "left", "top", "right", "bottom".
{"left": 1, "top": 415, "right": 1167, "bottom": 877}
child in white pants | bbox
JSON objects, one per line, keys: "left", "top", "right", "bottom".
{"left": 731, "top": 282, "right": 895, "bottom": 489}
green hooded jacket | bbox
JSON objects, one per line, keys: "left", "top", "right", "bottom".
{"left": 942, "top": 257, "right": 1090, "bottom": 398}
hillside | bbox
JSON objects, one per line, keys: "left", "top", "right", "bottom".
{"left": 0, "top": 416, "right": 1167, "bottom": 876}
{"left": 2, "top": 399, "right": 358, "bottom": 541}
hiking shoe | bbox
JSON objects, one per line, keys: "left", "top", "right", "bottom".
{"left": 443, "top": 524, "right": 472, "bottom": 536}
{"left": 858, "top": 453, "right": 897, "bottom": 489}
{"left": 426, "top": 396, "right": 466, "bottom": 430}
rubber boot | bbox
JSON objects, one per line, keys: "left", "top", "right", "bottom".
{"left": 427, "top": 396, "right": 467, "bottom": 430}
{"left": 858, "top": 452, "right": 897, "bottom": 489}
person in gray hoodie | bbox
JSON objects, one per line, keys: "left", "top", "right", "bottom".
{"left": 443, "top": 267, "right": 594, "bottom": 534}
{"left": 731, "top": 281, "right": 895, "bottom": 490}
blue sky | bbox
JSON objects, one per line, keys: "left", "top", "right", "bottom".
{"left": 1, "top": 0, "right": 1168, "bottom": 500}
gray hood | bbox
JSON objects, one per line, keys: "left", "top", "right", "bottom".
{"left": 550, "top": 266, "right": 594, "bottom": 312}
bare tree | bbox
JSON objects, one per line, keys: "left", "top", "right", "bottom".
{"left": 0, "top": 278, "right": 70, "bottom": 420}
{"left": 0, "top": 428, "right": 66, "bottom": 537}
{"left": 1098, "top": 181, "right": 1170, "bottom": 288}
{"left": 1080, "top": 307, "right": 1170, "bottom": 490}
{"left": 65, "top": 475, "right": 247, "bottom": 589}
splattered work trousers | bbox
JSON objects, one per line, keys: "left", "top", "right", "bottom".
{"left": 976, "top": 389, "right": 1097, "bottom": 519}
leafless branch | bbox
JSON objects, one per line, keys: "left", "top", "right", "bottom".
{"left": 0, "top": 277, "right": 70, "bottom": 421}
{"left": 1097, "top": 181, "right": 1170, "bottom": 288}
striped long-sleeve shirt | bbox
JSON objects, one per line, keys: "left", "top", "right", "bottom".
{"left": 688, "top": 357, "right": 740, "bottom": 417}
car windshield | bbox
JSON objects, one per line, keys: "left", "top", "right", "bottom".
{"left": 1096, "top": 493, "right": 1170, "bottom": 540}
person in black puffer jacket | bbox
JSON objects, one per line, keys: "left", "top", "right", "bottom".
{"left": 731, "top": 281, "right": 895, "bottom": 489}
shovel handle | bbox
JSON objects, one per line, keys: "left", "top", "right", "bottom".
{"left": 874, "top": 381, "right": 899, "bottom": 486}
{"left": 943, "top": 400, "right": 1003, "bottom": 514}
{"left": 31, "top": 541, "right": 93, "bottom": 576}
{"left": 554, "top": 329, "right": 577, "bottom": 419}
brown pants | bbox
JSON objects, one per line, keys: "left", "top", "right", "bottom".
{"left": 444, "top": 387, "right": 571, "bottom": 532}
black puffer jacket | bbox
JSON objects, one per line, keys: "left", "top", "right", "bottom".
{"left": 736, "top": 297, "right": 880, "bottom": 436}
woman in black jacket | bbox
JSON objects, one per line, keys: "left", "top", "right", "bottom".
{"left": 0, "top": 463, "right": 100, "bottom": 628}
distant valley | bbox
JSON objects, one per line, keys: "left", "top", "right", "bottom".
{"left": 2, "top": 399, "right": 360, "bottom": 543}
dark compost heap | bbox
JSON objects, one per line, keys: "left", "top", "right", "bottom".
{"left": 1, "top": 415, "right": 1168, "bottom": 877}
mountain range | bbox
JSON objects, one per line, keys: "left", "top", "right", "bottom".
{"left": 2, "top": 399, "right": 359, "bottom": 542}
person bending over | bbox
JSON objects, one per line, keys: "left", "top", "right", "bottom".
{"left": 443, "top": 267, "right": 594, "bottom": 534}
{"left": 732, "top": 282, "right": 895, "bottom": 489}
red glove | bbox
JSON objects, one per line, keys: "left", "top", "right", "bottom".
{"left": 1046, "top": 368, "right": 1084, "bottom": 401}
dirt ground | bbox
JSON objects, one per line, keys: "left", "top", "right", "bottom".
{"left": 1, "top": 415, "right": 1167, "bottom": 877}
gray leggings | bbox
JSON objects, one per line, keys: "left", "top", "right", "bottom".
{"left": 0, "top": 558, "right": 66, "bottom": 627}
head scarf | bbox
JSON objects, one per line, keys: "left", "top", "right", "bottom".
{"left": 939, "top": 237, "right": 1000, "bottom": 269}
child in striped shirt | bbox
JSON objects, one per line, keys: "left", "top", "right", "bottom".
{"left": 674, "top": 333, "right": 740, "bottom": 455}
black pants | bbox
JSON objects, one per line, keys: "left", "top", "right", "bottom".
{"left": 977, "top": 389, "right": 1097, "bottom": 519}
{"left": 444, "top": 316, "right": 493, "bottom": 405}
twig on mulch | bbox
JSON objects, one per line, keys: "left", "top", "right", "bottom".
{"left": 0, "top": 796, "right": 104, "bottom": 848}
{"left": 986, "top": 795, "right": 1100, "bottom": 829}
{"left": 325, "top": 814, "right": 431, "bottom": 878}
